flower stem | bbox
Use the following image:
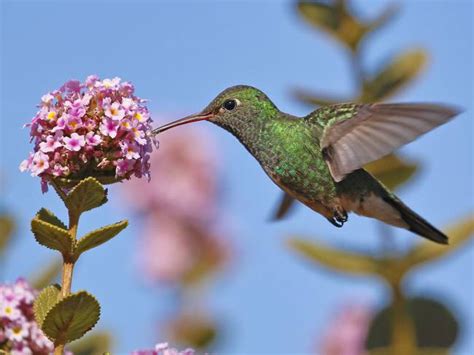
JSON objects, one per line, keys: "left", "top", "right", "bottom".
{"left": 54, "top": 209, "right": 80, "bottom": 355}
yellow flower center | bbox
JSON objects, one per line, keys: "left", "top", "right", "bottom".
{"left": 47, "top": 111, "right": 57, "bottom": 120}
{"left": 111, "top": 108, "right": 119, "bottom": 116}
{"left": 135, "top": 112, "right": 143, "bottom": 121}
{"left": 12, "top": 326, "right": 22, "bottom": 335}
{"left": 5, "top": 306, "right": 12, "bottom": 314}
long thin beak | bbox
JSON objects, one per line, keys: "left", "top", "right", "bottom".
{"left": 152, "top": 112, "right": 214, "bottom": 135}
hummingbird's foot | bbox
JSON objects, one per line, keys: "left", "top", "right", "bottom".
{"left": 327, "top": 208, "right": 348, "bottom": 227}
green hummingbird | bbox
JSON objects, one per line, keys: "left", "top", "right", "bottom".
{"left": 153, "top": 86, "right": 460, "bottom": 244}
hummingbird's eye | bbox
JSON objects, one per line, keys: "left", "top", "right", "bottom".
{"left": 223, "top": 99, "right": 237, "bottom": 111}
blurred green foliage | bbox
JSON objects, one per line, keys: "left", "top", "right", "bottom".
{"left": 0, "top": 213, "right": 15, "bottom": 256}
{"left": 286, "top": 1, "right": 473, "bottom": 354}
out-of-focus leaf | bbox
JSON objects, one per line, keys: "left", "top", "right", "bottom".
{"left": 366, "top": 297, "right": 458, "bottom": 350}
{"left": 288, "top": 238, "right": 380, "bottom": 275}
{"left": 271, "top": 192, "right": 297, "bottom": 221}
{"left": 362, "top": 49, "right": 427, "bottom": 101}
{"left": 34, "top": 284, "right": 61, "bottom": 327}
{"left": 366, "top": 3, "right": 399, "bottom": 34}
{"left": 292, "top": 88, "right": 348, "bottom": 107}
{"left": 65, "top": 177, "right": 107, "bottom": 215}
{"left": 297, "top": 1, "right": 367, "bottom": 50}
{"left": 69, "top": 331, "right": 113, "bottom": 355}
{"left": 30, "top": 257, "right": 62, "bottom": 289}
{"left": 42, "top": 291, "right": 100, "bottom": 343}
{"left": 74, "top": 220, "right": 128, "bottom": 258}
{"left": 0, "top": 214, "right": 15, "bottom": 253}
{"left": 365, "top": 154, "right": 419, "bottom": 191}
{"left": 31, "top": 216, "right": 73, "bottom": 255}
{"left": 167, "top": 313, "right": 217, "bottom": 350}
{"left": 406, "top": 215, "right": 474, "bottom": 267}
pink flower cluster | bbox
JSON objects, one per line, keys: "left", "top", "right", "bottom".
{"left": 0, "top": 279, "right": 53, "bottom": 354}
{"left": 132, "top": 342, "right": 194, "bottom": 355}
{"left": 20, "top": 75, "right": 156, "bottom": 191}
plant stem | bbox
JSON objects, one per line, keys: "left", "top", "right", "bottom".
{"left": 390, "top": 282, "right": 417, "bottom": 355}
{"left": 54, "top": 209, "right": 80, "bottom": 355}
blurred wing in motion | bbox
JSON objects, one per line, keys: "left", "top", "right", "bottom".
{"left": 320, "top": 103, "right": 460, "bottom": 181}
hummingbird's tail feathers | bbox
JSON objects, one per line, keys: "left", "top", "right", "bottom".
{"left": 382, "top": 195, "right": 449, "bottom": 245}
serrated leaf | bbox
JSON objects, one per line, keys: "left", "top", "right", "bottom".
{"left": 36, "top": 208, "right": 68, "bottom": 229}
{"left": 65, "top": 177, "right": 107, "bottom": 215}
{"left": 34, "top": 284, "right": 61, "bottom": 327}
{"left": 31, "top": 217, "right": 73, "bottom": 254}
{"left": 365, "top": 154, "right": 419, "bottom": 191}
{"left": 0, "top": 214, "right": 15, "bottom": 253}
{"left": 362, "top": 49, "right": 428, "bottom": 101}
{"left": 297, "top": 1, "right": 367, "bottom": 50}
{"left": 42, "top": 291, "right": 100, "bottom": 343}
{"left": 68, "top": 331, "right": 113, "bottom": 355}
{"left": 271, "top": 192, "right": 297, "bottom": 221}
{"left": 288, "top": 238, "right": 379, "bottom": 275}
{"left": 75, "top": 220, "right": 128, "bottom": 257}
{"left": 406, "top": 215, "right": 474, "bottom": 267}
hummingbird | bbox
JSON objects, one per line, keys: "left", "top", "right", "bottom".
{"left": 153, "top": 86, "right": 460, "bottom": 244}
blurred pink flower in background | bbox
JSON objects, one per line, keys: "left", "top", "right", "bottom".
{"left": 138, "top": 214, "right": 229, "bottom": 284}
{"left": 319, "top": 304, "right": 372, "bottom": 355}
{"left": 121, "top": 123, "right": 231, "bottom": 285}
{"left": 122, "top": 125, "right": 218, "bottom": 224}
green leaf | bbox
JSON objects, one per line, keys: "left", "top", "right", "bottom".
{"left": 366, "top": 3, "right": 399, "bottom": 34}
{"left": 297, "top": 1, "right": 367, "bottom": 50}
{"left": 362, "top": 49, "right": 428, "bottom": 101}
{"left": 30, "top": 257, "right": 63, "bottom": 289}
{"left": 366, "top": 297, "right": 459, "bottom": 350}
{"left": 36, "top": 208, "right": 68, "bottom": 229}
{"left": 65, "top": 177, "right": 107, "bottom": 215}
{"left": 0, "top": 214, "right": 15, "bottom": 253}
{"left": 42, "top": 291, "right": 100, "bottom": 343}
{"left": 167, "top": 313, "right": 217, "bottom": 349}
{"left": 31, "top": 216, "right": 73, "bottom": 254}
{"left": 287, "top": 238, "right": 379, "bottom": 275}
{"left": 34, "top": 284, "right": 61, "bottom": 327}
{"left": 406, "top": 215, "right": 474, "bottom": 267}
{"left": 68, "top": 331, "right": 113, "bottom": 355}
{"left": 365, "top": 154, "right": 419, "bottom": 191}
{"left": 75, "top": 220, "right": 128, "bottom": 257}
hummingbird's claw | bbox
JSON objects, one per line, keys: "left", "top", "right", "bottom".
{"left": 327, "top": 217, "right": 344, "bottom": 228}
{"left": 327, "top": 208, "right": 348, "bottom": 228}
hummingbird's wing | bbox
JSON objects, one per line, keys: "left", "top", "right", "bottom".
{"left": 317, "top": 103, "right": 459, "bottom": 182}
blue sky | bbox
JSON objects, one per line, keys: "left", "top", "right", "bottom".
{"left": 1, "top": 0, "right": 473, "bottom": 353}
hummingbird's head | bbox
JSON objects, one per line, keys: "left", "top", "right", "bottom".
{"left": 153, "top": 85, "right": 279, "bottom": 137}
